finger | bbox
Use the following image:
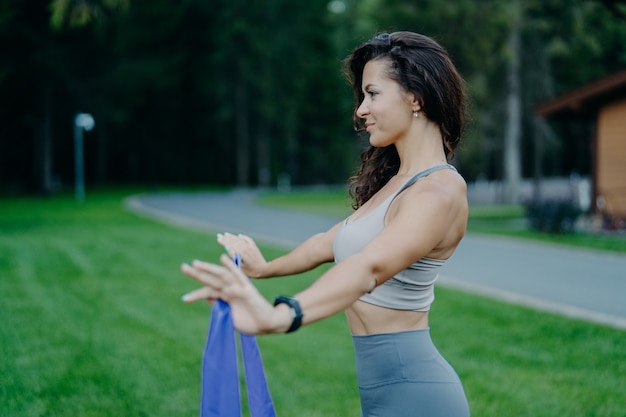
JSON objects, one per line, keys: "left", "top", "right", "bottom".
{"left": 220, "top": 253, "right": 249, "bottom": 286}
{"left": 181, "top": 286, "right": 221, "bottom": 303}
{"left": 221, "top": 232, "right": 238, "bottom": 243}
{"left": 217, "top": 233, "right": 239, "bottom": 255}
{"left": 224, "top": 246, "right": 237, "bottom": 259}
{"left": 191, "top": 259, "right": 238, "bottom": 279}
{"left": 238, "top": 234, "right": 254, "bottom": 244}
{"left": 219, "top": 232, "right": 249, "bottom": 247}
{"left": 190, "top": 259, "right": 221, "bottom": 272}
{"left": 181, "top": 262, "right": 225, "bottom": 289}
{"left": 216, "top": 232, "right": 228, "bottom": 247}
{"left": 216, "top": 233, "right": 237, "bottom": 252}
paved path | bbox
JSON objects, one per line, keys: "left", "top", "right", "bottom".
{"left": 125, "top": 189, "right": 626, "bottom": 330}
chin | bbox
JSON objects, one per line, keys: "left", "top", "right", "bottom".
{"left": 368, "top": 135, "right": 380, "bottom": 146}
{"left": 369, "top": 137, "right": 392, "bottom": 148}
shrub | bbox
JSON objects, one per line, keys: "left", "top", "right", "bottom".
{"left": 525, "top": 199, "right": 581, "bottom": 234}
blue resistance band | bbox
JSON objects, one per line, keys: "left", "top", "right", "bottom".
{"left": 200, "top": 253, "right": 277, "bottom": 417}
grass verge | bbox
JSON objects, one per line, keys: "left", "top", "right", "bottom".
{"left": 259, "top": 190, "right": 626, "bottom": 253}
{"left": 1, "top": 189, "right": 625, "bottom": 416}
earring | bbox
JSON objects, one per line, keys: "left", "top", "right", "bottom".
{"left": 413, "top": 110, "right": 419, "bottom": 118}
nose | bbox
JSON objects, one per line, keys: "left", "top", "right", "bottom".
{"left": 356, "top": 99, "right": 369, "bottom": 119}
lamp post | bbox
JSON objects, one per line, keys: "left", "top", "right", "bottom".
{"left": 74, "top": 113, "right": 95, "bottom": 203}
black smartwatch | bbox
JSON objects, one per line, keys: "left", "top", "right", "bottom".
{"left": 273, "top": 295, "right": 304, "bottom": 333}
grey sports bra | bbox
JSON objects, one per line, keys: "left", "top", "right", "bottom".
{"left": 333, "top": 164, "right": 456, "bottom": 312}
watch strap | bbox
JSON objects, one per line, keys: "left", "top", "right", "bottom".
{"left": 273, "top": 295, "right": 303, "bottom": 333}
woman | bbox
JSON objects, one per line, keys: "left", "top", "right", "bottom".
{"left": 181, "top": 31, "right": 470, "bottom": 417}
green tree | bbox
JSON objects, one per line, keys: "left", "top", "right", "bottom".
{"left": 352, "top": 0, "right": 626, "bottom": 193}
{"left": 3, "top": 1, "right": 623, "bottom": 194}
{"left": 50, "top": 0, "right": 129, "bottom": 29}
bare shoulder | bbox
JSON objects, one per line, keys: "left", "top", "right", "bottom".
{"left": 386, "top": 168, "right": 468, "bottom": 258}
{"left": 399, "top": 167, "right": 467, "bottom": 210}
{"left": 436, "top": 168, "right": 467, "bottom": 208}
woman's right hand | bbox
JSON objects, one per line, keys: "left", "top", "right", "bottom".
{"left": 181, "top": 255, "right": 291, "bottom": 334}
{"left": 217, "top": 232, "right": 268, "bottom": 278}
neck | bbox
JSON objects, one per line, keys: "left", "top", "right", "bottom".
{"left": 395, "top": 120, "right": 447, "bottom": 176}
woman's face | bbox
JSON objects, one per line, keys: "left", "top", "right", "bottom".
{"left": 356, "top": 59, "right": 415, "bottom": 148}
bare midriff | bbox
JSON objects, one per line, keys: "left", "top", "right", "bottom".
{"left": 346, "top": 299, "right": 430, "bottom": 335}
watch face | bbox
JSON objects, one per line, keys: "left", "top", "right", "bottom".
{"left": 274, "top": 296, "right": 303, "bottom": 333}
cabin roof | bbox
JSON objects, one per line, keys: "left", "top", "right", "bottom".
{"left": 536, "top": 70, "right": 626, "bottom": 118}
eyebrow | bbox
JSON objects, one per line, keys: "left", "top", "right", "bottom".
{"left": 362, "top": 83, "right": 378, "bottom": 92}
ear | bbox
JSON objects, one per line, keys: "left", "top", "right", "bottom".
{"left": 407, "top": 92, "right": 422, "bottom": 112}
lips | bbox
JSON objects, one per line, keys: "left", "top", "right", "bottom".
{"left": 365, "top": 122, "right": 375, "bottom": 132}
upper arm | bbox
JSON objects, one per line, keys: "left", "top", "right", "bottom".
{"left": 309, "top": 220, "right": 344, "bottom": 263}
{"left": 291, "top": 178, "right": 467, "bottom": 323}
{"left": 355, "top": 177, "right": 467, "bottom": 286}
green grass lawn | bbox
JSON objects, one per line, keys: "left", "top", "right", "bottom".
{"left": 259, "top": 190, "right": 626, "bottom": 253}
{"left": 257, "top": 188, "right": 355, "bottom": 218}
{"left": 1, "top": 189, "right": 625, "bottom": 416}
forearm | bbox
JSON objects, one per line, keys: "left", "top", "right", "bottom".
{"left": 291, "top": 254, "right": 377, "bottom": 326}
{"left": 260, "top": 232, "right": 334, "bottom": 278}
{"left": 258, "top": 255, "right": 376, "bottom": 335}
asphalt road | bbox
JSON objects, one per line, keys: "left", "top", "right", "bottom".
{"left": 125, "top": 189, "right": 626, "bottom": 330}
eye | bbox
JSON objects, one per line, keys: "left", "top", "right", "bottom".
{"left": 366, "top": 90, "right": 378, "bottom": 98}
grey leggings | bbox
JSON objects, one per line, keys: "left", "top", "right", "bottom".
{"left": 353, "top": 328, "right": 470, "bottom": 417}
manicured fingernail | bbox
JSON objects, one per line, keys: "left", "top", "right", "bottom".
{"left": 181, "top": 293, "right": 190, "bottom": 302}
{"left": 224, "top": 246, "right": 230, "bottom": 252}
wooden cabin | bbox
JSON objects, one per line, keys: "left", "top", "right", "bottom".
{"left": 536, "top": 70, "right": 626, "bottom": 228}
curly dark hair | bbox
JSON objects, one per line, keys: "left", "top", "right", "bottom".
{"left": 344, "top": 32, "right": 466, "bottom": 209}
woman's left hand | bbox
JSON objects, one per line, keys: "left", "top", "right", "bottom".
{"left": 181, "top": 254, "right": 283, "bottom": 334}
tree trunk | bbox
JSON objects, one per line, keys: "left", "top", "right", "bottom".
{"left": 503, "top": 0, "right": 522, "bottom": 204}
{"left": 95, "top": 130, "right": 108, "bottom": 185}
{"left": 531, "top": 39, "right": 554, "bottom": 203}
{"left": 532, "top": 115, "right": 543, "bottom": 202}
{"left": 39, "top": 85, "right": 54, "bottom": 195}
{"left": 257, "top": 126, "right": 270, "bottom": 187}
{"left": 235, "top": 78, "right": 249, "bottom": 187}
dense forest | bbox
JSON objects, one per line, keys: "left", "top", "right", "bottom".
{"left": 1, "top": 0, "right": 625, "bottom": 196}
